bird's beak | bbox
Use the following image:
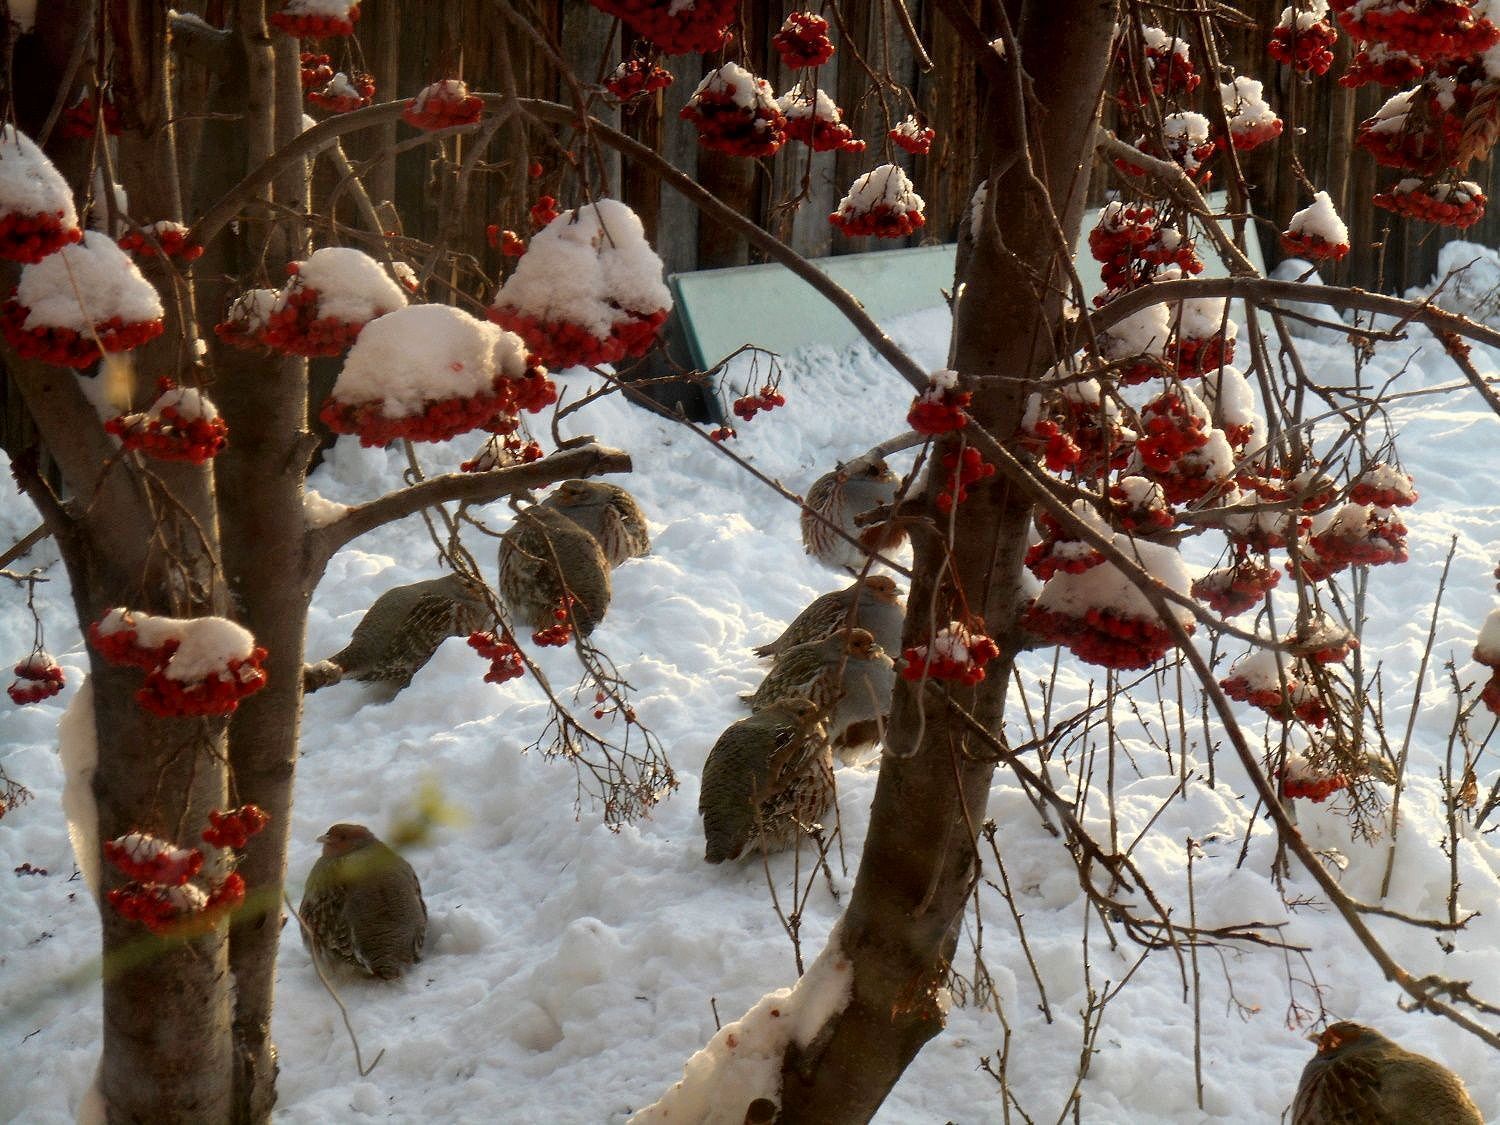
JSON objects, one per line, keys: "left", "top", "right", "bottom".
{"left": 316, "top": 832, "right": 331, "bottom": 844}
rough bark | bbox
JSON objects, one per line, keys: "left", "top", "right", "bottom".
{"left": 776, "top": 2, "right": 1119, "bottom": 1119}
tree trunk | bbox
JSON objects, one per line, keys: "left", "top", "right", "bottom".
{"left": 778, "top": 2, "right": 1118, "bottom": 1118}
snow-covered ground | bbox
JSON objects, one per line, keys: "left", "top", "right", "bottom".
{"left": 2, "top": 249, "right": 1499, "bottom": 1123}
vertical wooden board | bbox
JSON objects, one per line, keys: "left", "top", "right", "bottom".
{"left": 657, "top": 53, "right": 704, "bottom": 275}
{"left": 560, "top": 3, "right": 622, "bottom": 195}
{"left": 914, "top": 0, "right": 975, "bottom": 247}
{"left": 766, "top": 0, "right": 837, "bottom": 259}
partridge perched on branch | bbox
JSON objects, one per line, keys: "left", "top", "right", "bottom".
{"left": 1292, "top": 1021, "right": 1483, "bottom": 1125}
{"left": 800, "top": 455, "right": 906, "bottom": 573}
{"left": 700, "top": 697, "right": 831, "bottom": 863}
{"left": 753, "top": 574, "right": 905, "bottom": 660}
{"left": 304, "top": 573, "right": 489, "bottom": 693}
{"left": 540, "top": 479, "right": 650, "bottom": 568}
{"left": 498, "top": 505, "right": 613, "bottom": 636}
{"left": 745, "top": 626, "right": 895, "bottom": 760}
{"left": 298, "top": 823, "right": 427, "bottom": 980}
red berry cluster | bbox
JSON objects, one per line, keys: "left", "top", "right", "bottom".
{"left": 308, "top": 72, "right": 376, "bottom": 113}
{"left": 709, "top": 426, "right": 737, "bottom": 442}
{"left": 118, "top": 222, "right": 205, "bottom": 262}
{"left": 773, "top": 12, "right": 836, "bottom": 68}
{"left": 907, "top": 384, "right": 971, "bottom": 434}
{"left": 1356, "top": 85, "right": 1469, "bottom": 175}
{"left": 461, "top": 434, "right": 543, "bottom": 472}
{"left": 532, "top": 598, "right": 576, "bottom": 647}
{"left": 605, "top": 58, "right": 674, "bottom": 101}
{"left": 1025, "top": 517, "right": 1106, "bottom": 580}
{"left": 7, "top": 653, "right": 64, "bottom": 705}
{"left": 1373, "top": 180, "right": 1486, "bottom": 228}
{"left": 259, "top": 284, "right": 365, "bottom": 356}
{"left": 1139, "top": 392, "right": 1208, "bottom": 460}
{"left": 1023, "top": 400, "right": 1130, "bottom": 479}
{"left": 1279, "top": 229, "right": 1350, "bottom": 262}
{"left": 888, "top": 117, "right": 935, "bottom": 155}
{"left": 900, "top": 622, "right": 1001, "bottom": 686}
{"left": 108, "top": 883, "right": 199, "bottom": 933}
{"left": 0, "top": 210, "right": 82, "bottom": 264}
{"left": 1114, "top": 32, "right": 1201, "bottom": 108}
{"left": 1349, "top": 466, "right": 1418, "bottom": 507}
{"left": 488, "top": 306, "right": 668, "bottom": 370}
{"left": 1165, "top": 331, "right": 1235, "bottom": 378}
{"left": 828, "top": 202, "right": 925, "bottom": 239}
{"left": 105, "top": 406, "right": 229, "bottom": 465}
{"left": 1, "top": 301, "right": 163, "bottom": 368}
{"left": 60, "top": 94, "right": 123, "bottom": 139}
{"left": 1340, "top": 46, "right": 1425, "bottom": 88}
{"left": 1307, "top": 507, "right": 1409, "bottom": 571}
{"left": 268, "top": 1, "right": 359, "bottom": 38}
{"left": 1228, "top": 116, "right": 1284, "bottom": 151}
{"left": 1221, "top": 671, "right": 1323, "bottom": 724}
{"left": 105, "top": 833, "right": 204, "bottom": 886}
{"left": 732, "top": 384, "right": 787, "bottom": 422}
{"left": 529, "top": 196, "right": 560, "bottom": 228}
{"left": 1089, "top": 204, "right": 1203, "bottom": 292}
{"left": 681, "top": 74, "right": 787, "bottom": 158}
{"left": 486, "top": 226, "right": 528, "bottom": 256}
{"left": 469, "top": 631, "right": 526, "bottom": 683}
{"left": 588, "top": 0, "right": 735, "bottom": 54}
{"left": 1108, "top": 482, "right": 1175, "bottom": 533}
{"left": 1191, "top": 558, "right": 1280, "bottom": 615}
{"left": 1278, "top": 767, "right": 1348, "bottom": 801}
{"left": 89, "top": 612, "right": 176, "bottom": 669}
{"left": 300, "top": 52, "right": 333, "bottom": 89}
{"left": 1023, "top": 603, "right": 1184, "bottom": 670}
{"left": 202, "top": 805, "right": 271, "bottom": 849}
{"left": 402, "top": 80, "right": 483, "bottom": 130}
{"left": 1268, "top": 19, "right": 1338, "bottom": 75}
{"left": 136, "top": 649, "right": 269, "bottom": 718}
{"left": 784, "top": 109, "right": 866, "bottom": 153}
{"left": 322, "top": 376, "right": 523, "bottom": 448}
{"left": 935, "top": 446, "right": 995, "bottom": 514}
{"left": 1332, "top": 0, "right": 1499, "bottom": 61}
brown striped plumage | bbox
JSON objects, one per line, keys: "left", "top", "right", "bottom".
{"left": 299, "top": 824, "right": 427, "bottom": 980}
{"left": 800, "top": 456, "right": 905, "bottom": 573}
{"left": 499, "top": 506, "right": 612, "bottom": 635}
{"left": 745, "top": 627, "right": 895, "bottom": 761}
{"left": 1291, "top": 1022, "right": 1482, "bottom": 1125}
{"left": 311, "top": 573, "right": 489, "bottom": 692}
{"left": 540, "top": 479, "right": 650, "bottom": 568}
{"left": 699, "top": 698, "right": 832, "bottom": 863}
{"left": 753, "top": 575, "right": 905, "bottom": 660}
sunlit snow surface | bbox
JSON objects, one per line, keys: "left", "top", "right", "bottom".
{"left": 3, "top": 261, "right": 1499, "bottom": 1122}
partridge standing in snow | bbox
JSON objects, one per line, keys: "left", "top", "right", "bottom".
{"left": 800, "top": 456, "right": 906, "bottom": 573}
{"left": 700, "top": 697, "right": 831, "bottom": 863}
{"left": 298, "top": 823, "right": 427, "bottom": 980}
{"left": 1292, "top": 1021, "right": 1483, "bottom": 1125}
{"left": 499, "top": 505, "right": 613, "bottom": 636}
{"left": 303, "top": 573, "right": 489, "bottom": 693}
{"left": 746, "top": 627, "right": 895, "bottom": 761}
{"left": 540, "top": 479, "right": 650, "bottom": 568}
{"left": 753, "top": 574, "right": 905, "bottom": 660}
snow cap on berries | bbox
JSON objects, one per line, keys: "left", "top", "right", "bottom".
{"left": 15, "top": 230, "right": 162, "bottom": 331}
{"left": 1475, "top": 608, "right": 1500, "bottom": 668}
{"left": 491, "top": 199, "right": 671, "bottom": 339}
{"left": 332, "top": 303, "right": 527, "bottom": 417}
{"left": 283, "top": 246, "right": 408, "bottom": 324}
{"left": 0, "top": 125, "right": 81, "bottom": 241}
{"left": 1035, "top": 536, "right": 1197, "bottom": 629}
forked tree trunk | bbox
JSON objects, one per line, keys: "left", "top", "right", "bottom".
{"left": 778, "top": 3, "right": 1119, "bottom": 1119}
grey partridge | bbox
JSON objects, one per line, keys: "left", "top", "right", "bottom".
{"left": 540, "top": 479, "right": 650, "bottom": 568}
{"left": 299, "top": 823, "right": 427, "bottom": 980}
{"left": 1292, "top": 1021, "right": 1483, "bottom": 1125}
{"left": 305, "top": 573, "right": 489, "bottom": 693}
{"left": 498, "top": 505, "right": 612, "bottom": 636}
{"left": 746, "top": 627, "right": 895, "bottom": 762}
{"left": 800, "top": 456, "right": 906, "bottom": 573}
{"left": 700, "top": 697, "right": 831, "bottom": 863}
{"left": 753, "top": 575, "right": 905, "bottom": 660}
